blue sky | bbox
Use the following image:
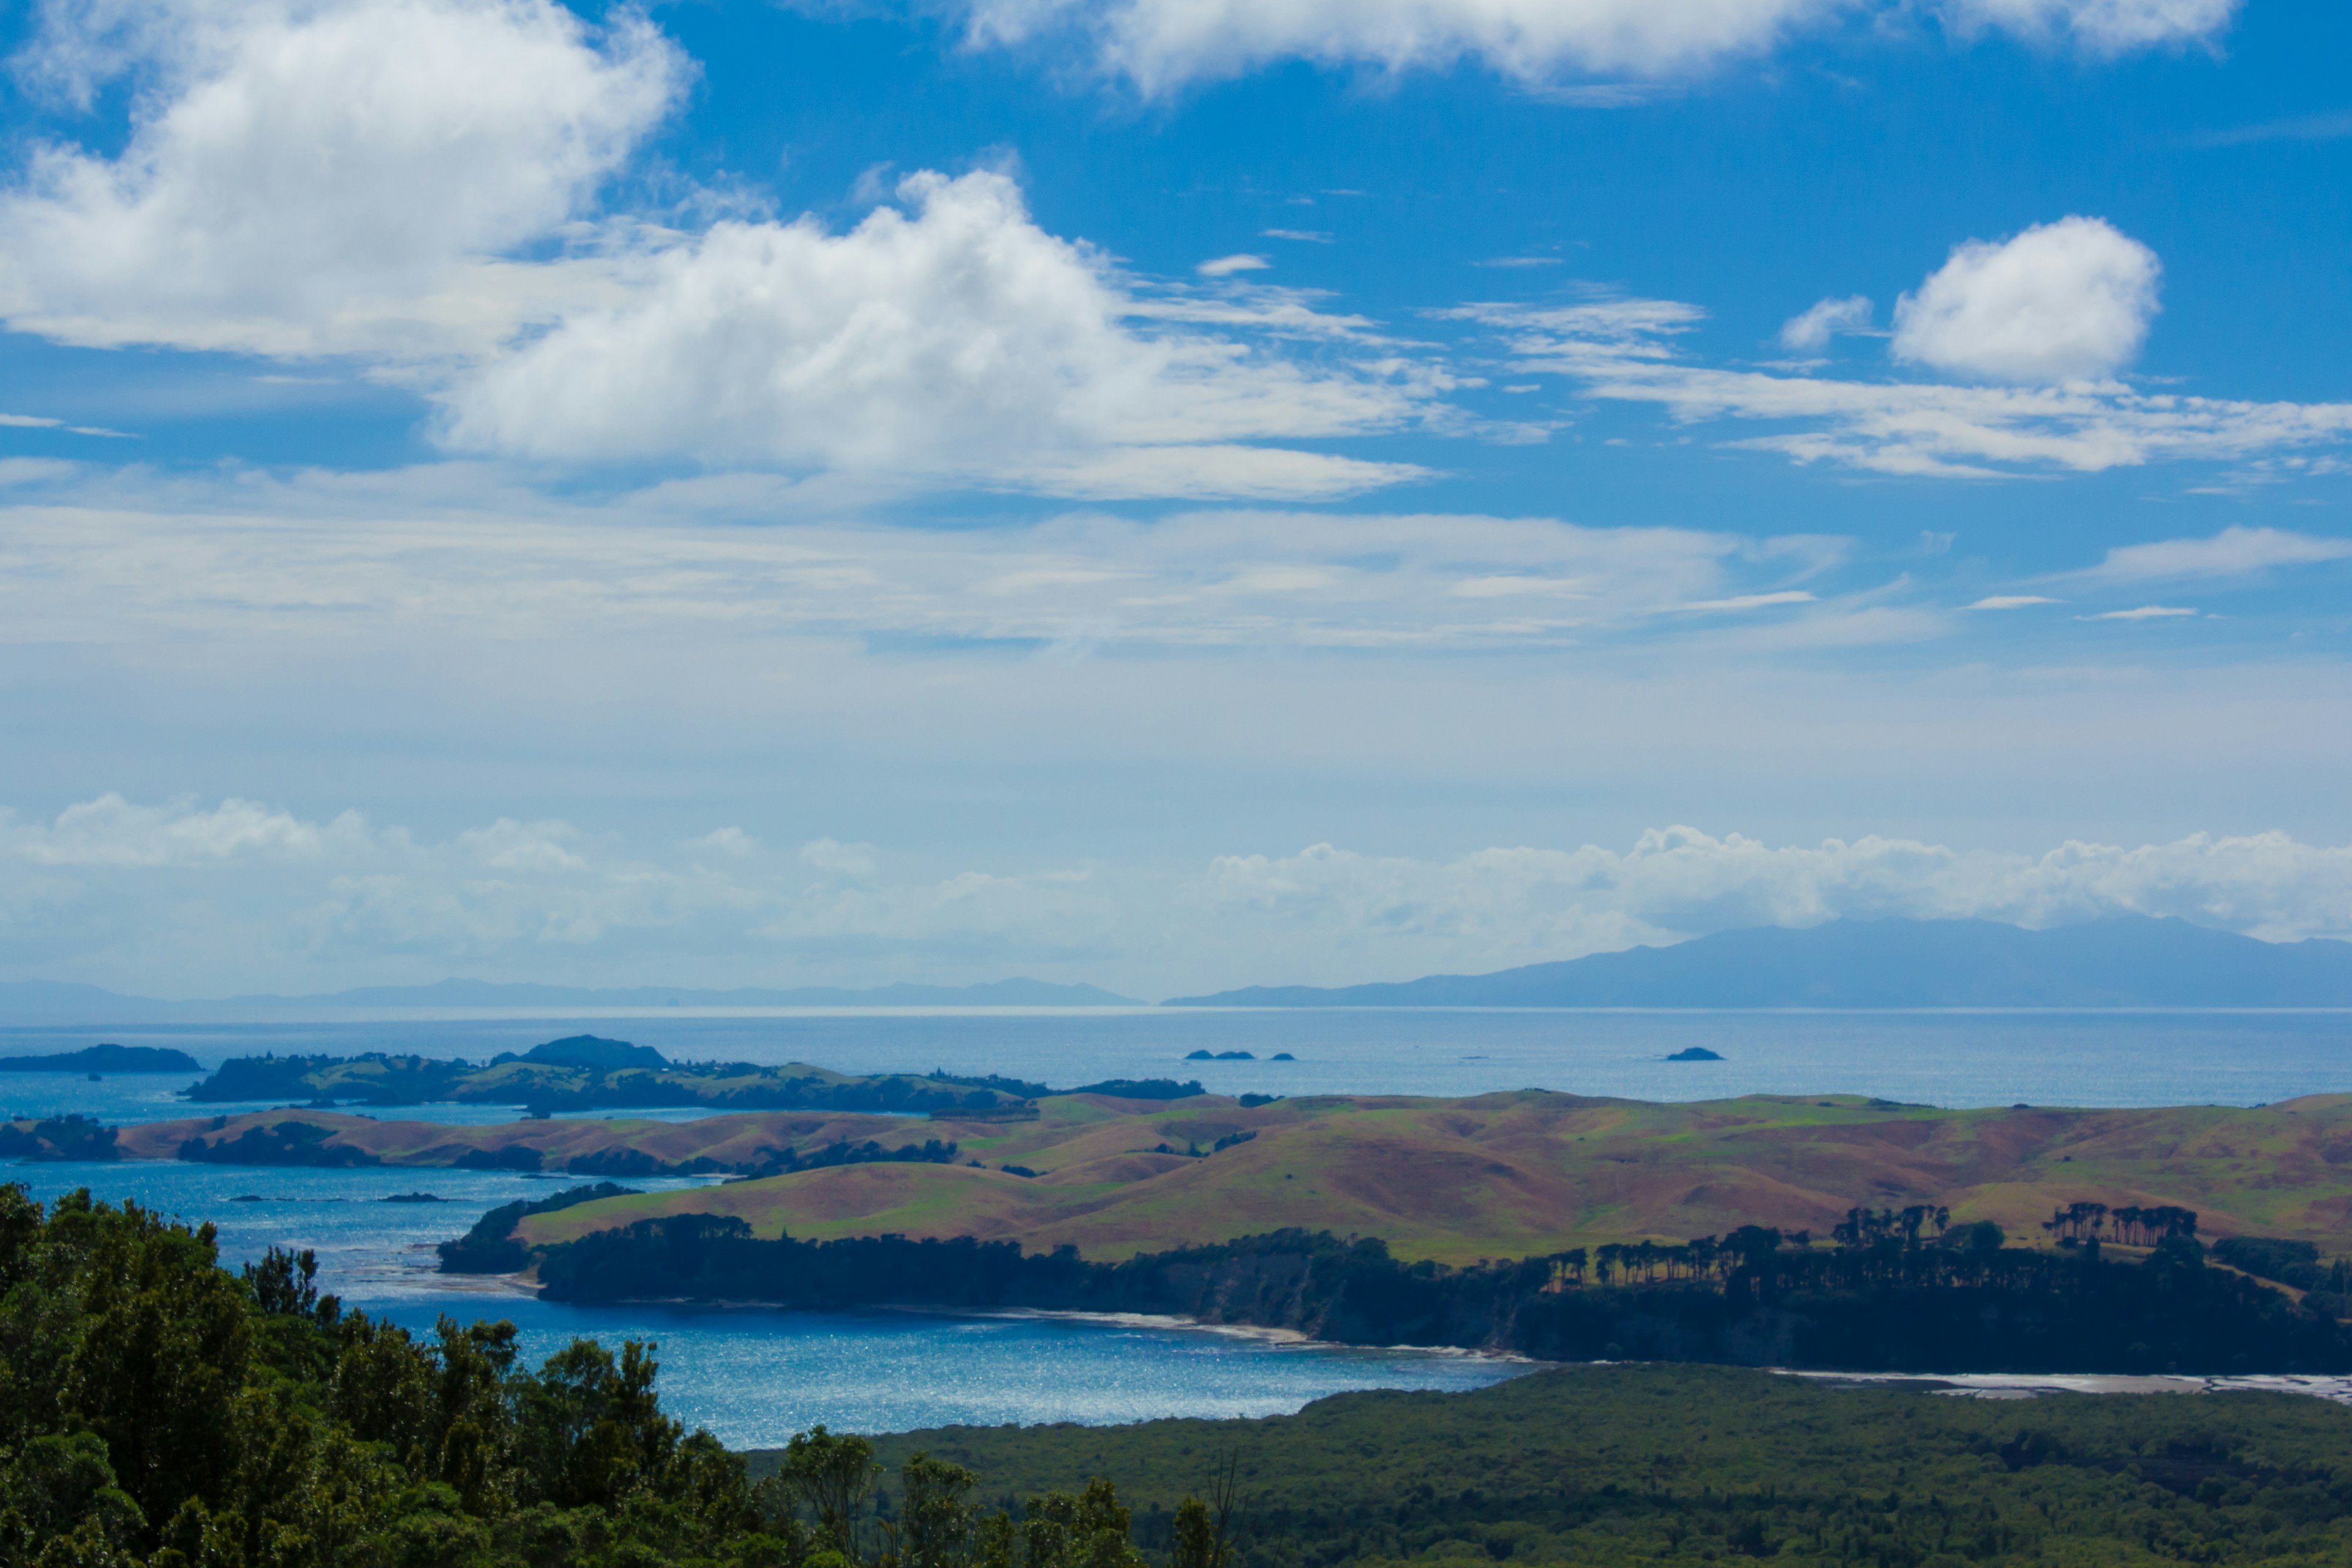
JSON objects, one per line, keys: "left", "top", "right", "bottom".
{"left": 1, "top": 0, "right": 2349, "bottom": 998}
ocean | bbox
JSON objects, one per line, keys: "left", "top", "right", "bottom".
{"left": 7, "top": 1006, "right": 2352, "bottom": 1114}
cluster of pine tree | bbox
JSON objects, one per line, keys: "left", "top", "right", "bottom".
{"left": 0, "top": 1185, "right": 1217, "bottom": 1568}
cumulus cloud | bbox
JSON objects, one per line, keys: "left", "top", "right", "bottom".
{"left": 0, "top": 0, "right": 684, "bottom": 358}
{"left": 1455, "top": 294, "right": 2352, "bottom": 478}
{"left": 437, "top": 172, "right": 1437, "bottom": 497}
{"left": 7, "top": 793, "right": 364, "bottom": 866}
{"left": 960, "top": 0, "right": 2239, "bottom": 94}
{"left": 1891, "top": 217, "right": 2161, "bottom": 383}
{"left": 1197, "top": 254, "right": 1269, "bottom": 276}
{"left": 1778, "top": 295, "right": 1873, "bottom": 352}
{"left": 0, "top": 4, "right": 1441, "bottom": 499}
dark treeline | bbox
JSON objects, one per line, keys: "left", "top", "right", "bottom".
{"left": 0, "top": 1113, "right": 121, "bottom": 1161}
{"left": 0, "top": 1182, "right": 1214, "bottom": 1568}
{"left": 0, "top": 1044, "right": 202, "bottom": 1074}
{"left": 181, "top": 1053, "right": 1204, "bottom": 1116}
{"left": 185, "top": 1054, "right": 1033, "bottom": 1116}
{"left": 529, "top": 1213, "right": 2352, "bottom": 1374}
{"left": 439, "top": 1183, "right": 644, "bottom": 1273}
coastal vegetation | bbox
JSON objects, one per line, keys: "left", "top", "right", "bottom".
{"left": 0, "top": 1181, "right": 1188, "bottom": 1568}
{"left": 855, "top": 1362, "right": 2352, "bottom": 1568}
{"left": 10, "top": 1178, "right": 2352, "bottom": 1565}
{"left": 518, "top": 1213, "right": 2352, "bottom": 1373}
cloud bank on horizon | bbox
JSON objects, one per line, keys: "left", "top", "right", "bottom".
{"left": 5, "top": 794, "right": 2345, "bottom": 998}
{"left": 0, "top": 0, "right": 2345, "bottom": 995}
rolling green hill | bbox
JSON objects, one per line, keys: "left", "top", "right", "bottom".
{"left": 56, "top": 1083, "right": 2352, "bottom": 1265}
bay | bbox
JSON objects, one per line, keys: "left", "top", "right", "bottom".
{"left": 10, "top": 1006, "right": 2352, "bottom": 1439}
{"left": 0, "top": 1157, "right": 1529, "bottom": 1443}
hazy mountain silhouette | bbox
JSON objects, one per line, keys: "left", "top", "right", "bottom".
{"left": 1163, "top": 917, "right": 2352, "bottom": 1008}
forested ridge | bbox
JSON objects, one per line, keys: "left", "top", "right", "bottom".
{"left": 0, "top": 1183, "right": 1193, "bottom": 1568}
{"left": 858, "top": 1363, "right": 2352, "bottom": 1568}
{"left": 529, "top": 1210, "right": 2352, "bottom": 1374}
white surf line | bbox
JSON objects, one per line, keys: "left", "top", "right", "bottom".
{"left": 1785, "top": 1369, "right": 2352, "bottom": 1403}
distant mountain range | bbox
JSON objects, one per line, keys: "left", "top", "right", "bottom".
{"left": 1162, "top": 917, "right": 2352, "bottom": 1009}
{"left": 0, "top": 976, "right": 1140, "bottom": 1023}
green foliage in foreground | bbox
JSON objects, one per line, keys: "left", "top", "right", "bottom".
{"left": 0, "top": 1186, "right": 1186, "bottom": 1568}
{"left": 859, "top": 1364, "right": 2352, "bottom": 1567}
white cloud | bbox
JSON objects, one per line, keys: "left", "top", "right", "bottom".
{"left": 1966, "top": 595, "right": 2061, "bottom": 609}
{"left": 1778, "top": 294, "right": 1873, "bottom": 352}
{"left": 1891, "top": 217, "right": 2160, "bottom": 383}
{"left": 2084, "top": 604, "right": 2198, "bottom": 620}
{"left": 1939, "top": 0, "right": 2242, "bottom": 53}
{"left": 2076, "top": 526, "right": 2352, "bottom": 582}
{"left": 1680, "top": 590, "right": 1815, "bottom": 612}
{"left": 0, "top": 0, "right": 684, "bottom": 359}
{"left": 801, "top": 837, "right": 879, "bottom": 876}
{"left": 433, "top": 171, "right": 1441, "bottom": 499}
{"left": 1457, "top": 295, "right": 2352, "bottom": 478}
{"left": 0, "top": 486, "right": 1835, "bottom": 652}
{"left": 6, "top": 793, "right": 363, "bottom": 866}
{"left": 0, "top": 6, "right": 1439, "bottom": 500}
{"left": 688, "top": 827, "right": 760, "bottom": 859}
{"left": 960, "top": 0, "right": 2239, "bottom": 94}
{"left": 1197, "top": 253, "right": 1269, "bottom": 276}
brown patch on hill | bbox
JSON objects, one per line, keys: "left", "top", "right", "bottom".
{"left": 102, "top": 1088, "right": 2352, "bottom": 1266}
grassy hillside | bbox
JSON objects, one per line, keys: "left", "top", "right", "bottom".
{"left": 56, "top": 1085, "right": 2352, "bottom": 1264}
{"left": 842, "top": 1364, "right": 2352, "bottom": 1567}
{"left": 513, "top": 1089, "right": 2352, "bottom": 1264}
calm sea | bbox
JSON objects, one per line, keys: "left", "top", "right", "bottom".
{"left": 7, "top": 1007, "right": 2350, "bottom": 1438}
{"left": 7, "top": 1006, "right": 2352, "bottom": 1115}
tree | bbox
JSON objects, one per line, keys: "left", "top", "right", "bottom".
{"left": 1170, "top": 1453, "right": 1238, "bottom": 1568}
{"left": 1021, "top": 1479, "right": 1144, "bottom": 1568}
{"left": 782, "top": 1425, "right": 881, "bottom": 1560}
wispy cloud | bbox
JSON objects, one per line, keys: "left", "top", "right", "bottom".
{"left": 2188, "top": 110, "right": 2352, "bottom": 148}
{"left": 2083, "top": 605, "right": 2200, "bottom": 620}
{"left": 1449, "top": 296, "right": 2352, "bottom": 478}
{"left": 957, "top": 0, "right": 2241, "bottom": 97}
{"left": 2071, "top": 526, "right": 2352, "bottom": 583}
{"left": 1196, "top": 253, "right": 1270, "bottom": 276}
{"left": 1966, "top": 595, "right": 2062, "bottom": 609}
